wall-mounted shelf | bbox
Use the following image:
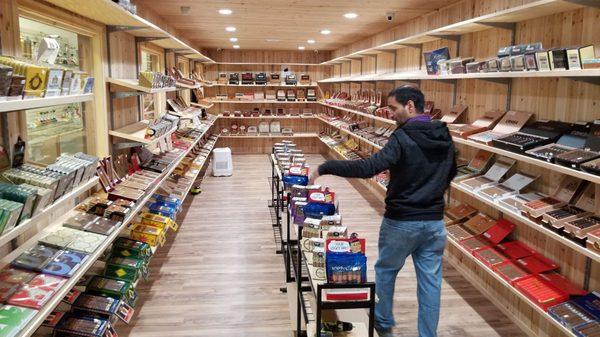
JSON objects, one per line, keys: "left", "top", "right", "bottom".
{"left": 319, "top": 102, "right": 396, "bottom": 124}
{"left": 107, "top": 78, "right": 176, "bottom": 93}
{"left": 316, "top": 116, "right": 384, "bottom": 150}
{"left": 452, "top": 137, "right": 600, "bottom": 184}
{"left": 176, "top": 82, "right": 202, "bottom": 90}
{"left": 322, "top": 0, "right": 583, "bottom": 64}
{"left": 206, "top": 99, "right": 319, "bottom": 104}
{"left": 0, "top": 94, "right": 94, "bottom": 113}
{"left": 451, "top": 182, "right": 600, "bottom": 263}
{"left": 320, "top": 69, "right": 600, "bottom": 83}
{"left": 216, "top": 115, "right": 316, "bottom": 119}
{"left": 211, "top": 83, "right": 319, "bottom": 88}
{"left": 207, "top": 62, "right": 325, "bottom": 66}
{"left": 191, "top": 102, "right": 215, "bottom": 109}
{"left": 109, "top": 120, "right": 177, "bottom": 145}
{"left": 219, "top": 133, "right": 318, "bottom": 139}
{"left": 44, "top": 0, "right": 213, "bottom": 62}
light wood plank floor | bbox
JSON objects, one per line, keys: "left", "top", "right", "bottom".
{"left": 120, "top": 154, "right": 524, "bottom": 337}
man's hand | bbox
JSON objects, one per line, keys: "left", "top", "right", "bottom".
{"left": 308, "top": 171, "right": 320, "bottom": 185}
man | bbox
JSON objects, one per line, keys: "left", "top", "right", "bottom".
{"left": 309, "top": 86, "right": 456, "bottom": 337}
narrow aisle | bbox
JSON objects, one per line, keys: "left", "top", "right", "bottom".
{"left": 120, "top": 154, "right": 290, "bottom": 337}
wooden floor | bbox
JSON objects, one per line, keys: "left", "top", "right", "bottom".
{"left": 120, "top": 154, "right": 524, "bottom": 337}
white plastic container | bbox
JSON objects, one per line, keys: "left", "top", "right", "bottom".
{"left": 212, "top": 147, "right": 233, "bottom": 176}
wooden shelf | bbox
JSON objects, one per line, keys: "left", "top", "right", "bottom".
{"left": 216, "top": 115, "right": 316, "bottom": 119}
{"left": 445, "top": 235, "right": 576, "bottom": 337}
{"left": 316, "top": 116, "right": 384, "bottom": 150}
{"left": 109, "top": 120, "right": 178, "bottom": 145}
{"left": 207, "top": 62, "right": 325, "bottom": 66}
{"left": 319, "top": 102, "right": 396, "bottom": 124}
{"left": 176, "top": 82, "right": 202, "bottom": 90}
{"left": 322, "top": 0, "right": 583, "bottom": 64}
{"left": 450, "top": 182, "right": 600, "bottom": 263}
{"left": 8, "top": 124, "right": 214, "bottom": 337}
{"left": 452, "top": 137, "right": 600, "bottom": 184}
{"left": 220, "top": 133, "right": 318, "bottom": 139}
{"left": 44, "top": 0, "right": 214, "bottom": 62}
{"left": 191, "top": 102, "right": 215, "bottom": 110}
{"left": 319, "top": 69, "right": 600, "bottom": 83}
{"left": 211, "top": 83, "right": 319, "bottom": 88}
{"left": 206, "top": 99, "right": 319, "bottom": 104}
{"left": 0, "top": 177, "right": 99, "bottom": 248}
{"left": 107, "top": 78, "right": 176, "bottom": 93}
{"left": 0, "top": 94, "right": 94, "bottom": 113}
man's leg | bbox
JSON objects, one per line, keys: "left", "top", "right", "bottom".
{"left": 374, "top": 218, "right": 419, "bottom": 332}
{"left": 411, "top": 220, "right": 446, "bottom": 337}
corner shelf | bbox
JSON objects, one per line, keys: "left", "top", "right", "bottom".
{"left": 109, "top": 120, "right": 178, "bottom": 145}
{"left": 450, "top": 182, "right": 600, "bottom": 263}
{"left": 322, "top": 0, "right": 583, "bottom": 64}
{"left": 451, "top": 137, "right": 600, "bottom": 184}
{"left": 107, "top": 78, "right": 176, "bottom": 93}
{"left": 0, "top": 94, "right": 94, "bottom": 113}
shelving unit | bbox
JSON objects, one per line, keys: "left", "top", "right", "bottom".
{"left": 108, "top": 120, "right": 178, "bottom": 145}
{"left": 315, "top": 116, "right": 384, "bottom": 150}
{"left": 220, "top": 133, "right": 318, "bottom": 139}
{"left": 206, "top": 99, "right": 319, "bottom": 104}
{"left": 212, "top": 83, "right": 319, "bottom": 87}
{"left": 107, "top": 78, "right": 176, "bottom": 93}
{"left": 319, "top": 102, "right": 395, "bottom": 124}
{"left": 217, "top": 115, "right": 316, "bottom": 119}
{"left": 0, "top": 94, "right": 95, "bottom": 113}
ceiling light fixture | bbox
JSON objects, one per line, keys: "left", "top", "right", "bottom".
{"left": 218, "top": 9, "right": 232, "bottom": 15}
{"left": 298, "top": 46, "right": 305, "bottom": 50}
{"left": 320, "top": 29, "right": 331, "bottom": 35}
{"left": 229, "top": 37, "right": 238, "bottom": 42}
{"left": 233, "top": 45, "right": 240, "bottom": 49}
{"left": 226, "top": 26, "right": 236, "bottom": 32}
{"left": 344, "top": 12, "right": 358, "bottom": 19}
{"left": 307, "top": 39, "right": 316, "bottom": 44}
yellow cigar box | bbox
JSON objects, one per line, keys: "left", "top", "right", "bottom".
{"left": 130, "top": 223, "right": 166, "bottom": 247}
{"left": 140, "top": 212, "right": 178, "bottom": 231}
{"left": 24, "top": 64, "right": 49, "bottom": 97}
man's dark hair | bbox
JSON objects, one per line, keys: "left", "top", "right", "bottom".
{"left": 388, "top": 86, "right": 425, "bottom": 113}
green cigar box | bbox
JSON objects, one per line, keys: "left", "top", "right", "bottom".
{"left": 111, "top": 237, "right": 152, "bottom": 260}
{"left": 104, "top": 256, "right": 145, "bottom": 282}
{"left": 86, "top": 276, "right": 136, "bottom": 306}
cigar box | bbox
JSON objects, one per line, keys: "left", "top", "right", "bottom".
{"left": 436, "top": 59, "right": 451, "bottom": 75}
{"left": 8, "top": 274, "right": 66, "bottom": 309}
{"left": 0, "top": 64, "right": 13, "bottom": 97}
{"left": 462, "top": 213, "right": 496, "bottom": 235}
{"left": 66, "top": 231, "right": 106, "bottom": 254}
{"left": 466, "top": 61, "right": 486, "bottom": 73}
{"left": 447, "top": 225, "right": 475, "bottom": 241}
{"left": 496, "top": 240, "right": 537, "bottom": 260}
{"left": 445, "top": 203, "right": 478, "bottom": 225}
{"left": 286, "top": 89, "right": 296, "bottom": 101}
{"left": 514, "top": 275, "right": 568, "bottom": 311}
{"left": 582, "top": 157, "right": 600, "bottom": 175}
{"left": 448, "top": 110, "right": 505, "bottom": 138}
{"left": 228, "top": 73, "right": 239, "bottom": 85}
{"left": 498, "top": 192, "right": 547, "bottom": 213}
{"left": 449, "top": 58, "right": 474, "bottom": 74}
{"left": 300, "top": 74, "right": 310, "bottom": 85}
{"left": 87, "top": 276, "right": 135, "bottom": 304}
{"left": 482, "top": 219, "right": 516, "bottom": 244}
{"left": 477, "top": 173, "right": 537, "bottom": 201}
{"left": 423, "top": 47, "right": 450, "bottom": 75}
{"left": 111, "top": 237, "right": 152, "bottom": 260}
{"left": 141, "top": 212, "right": 177, "bottom": 231}
{"left": 439, "top": 105, "right": 467, "bottom": 124}
{"left": 23, "top": 64, "right": 49, "bottom": 98}
{"left": 510, "top": 54, "right": 526, "bottom": 71}
{"left": 255, "top": 73, "right": 267, "bottom": 85}
{"left": 0, "top": 268, "right": 36, "bottom": 286}
{"left": 473, "top": 247, "right": 507, "bottom": 267}
{"left": 460, "top": 235, "right": 491, "bottom": 253}
{"left": 39, "top": 226, "right": 84, "bottom": 248}
{"left": 522, "top": 176, "right": 583, "bottom": 218}
{"left": 0, "top": 305, "right": 38, "bottom": 336}
{"left": 454, "top": 150, "right": 495, "bottom": 181}
{"left": 11, "top": 244, "right": 60, "bottom": 272}
{"left": 468, "top": 110, "right": 533, "bottom": 145}
{"left": 536, "top": 50, "right": 551, "bottom": 71}
{"left": 524, "top": 52, "right": 538, "bottom": 71}
{"left": 543, "top": 183, "right": 597, "bottom": 230}
{"left": 493, "top": 120, "right": 572, "bottom": 153}
{"left": 241, "top": 72, "right": 254, "bottom": 85}
{"left": 493, "top": 260, "right": 531, "bottom": 285}
{"left": 555, "top": 125, "right": 600, "bottom": 169}
{"left": 42, "top": 249, "right": 88, "bottom": 278}
{"left": 306, "top": 89, "right": 317, "bottom": 101}
{"left": 485, "top": 58, "right": 500, "bottom": 72}
{"left": 550, "top": 48, "right": 569, "bottom": 70}
{"left": 460, "top": 157, "right": 516, "bottom": 191}
{"left": 71, "top": 293, "right": 132, "bottom": 324}
{"left": 217, "top": 73, "right": 227, "bottom": 84}
{"left": 566, "top": 45, "right": 595, "bottom": 70}
{"left": 86, "top": 218, "right": 120, "bottom": 236}
{"left": 540, "top": 272, "right": 587, "bottom": 297}
{"left": 269, "top": 73, "right": 280, "bottom": 84}
{"left": 574, "top": 321, "right": 600, "bottom": 336}
{"left": 516, "top": 253, "right": 559, "bottom": 274}
{"left": 549, "top": 301, "right": 598, "bottom": 330}
{"left": 582, "top": 58, "right": 600, "bottom": 70}
{"left": 104, "top": 256, "right": 144, "bottom": 282}
{"left": 45, "top": 68, "right": 64, "bottom": 97}
{"left": 572, "top": 292, "right": 600, "bottom": 322}
{"left": 526, "top": 122, "right": 589, "bottom": 162}
{"left": 54, "top": 314, "right": 110, "bottom": 337}
{"left": 130, "top": 223, "right": 166, "bottom": 247}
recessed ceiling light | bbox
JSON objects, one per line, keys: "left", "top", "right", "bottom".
{"left": 320, "top": 29, "right": 331, "bottom": 35}
{"left": 226, "top": 26, "right": 236, "bottom": 32}
{"left": 233, "top": 45, "right": 240, "bottom": 49}
{"left": 344, "top": 12, "right": 358, "bottom": 19}
{"left": 218, "top": 9, "right": 232, "bottom": 15}
{"left": 307, "top": 39, "right": 316, "bottom": 44}
{"left": 265, "top": 39, "right": 281, "bottom": 42}
{"left": 229, "top": 37, "right": 238, "bottom": 42}
{"left": 298, "top": 46, "right": 305, "bottom": 50}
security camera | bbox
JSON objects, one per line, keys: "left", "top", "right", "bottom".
{"left": 217, "top": 48, "right": 223, "bottom": 52}
{"left": 386, "top": 12, "right": 395, "bottom": 21}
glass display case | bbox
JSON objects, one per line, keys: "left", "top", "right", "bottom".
{"left": 19, "top": 16, "right": 88, "bottom": 164}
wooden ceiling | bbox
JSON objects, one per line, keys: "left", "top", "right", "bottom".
{"left": 136, "top": 0, "right": 460, "bottom": 51}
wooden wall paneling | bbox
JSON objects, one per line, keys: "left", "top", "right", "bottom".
{"left": 376, "top": 51, "right": 395, "bottom": 74}
{"left": 333, "top": 64, "right": 342, "bottom": 78}
{"left": 350, "top": 59, "right": 361, "bottom": 76}
{"left": 0, "top": 0, "right": 19, "bottom": 56}
{"left": 395, "top": 46, "right": 422, "bottom": 72}
{"left": 341, "top": 61, "right": 351, "bottom": 77}
{"left": 216, "top": 136, "right": 321, "bottom": 154}
{"left": 362, "top": 55, "right": 376, "bottom": 75}
{"left": 215, "top": 117, "right": 319, "bottom": 134}
{"left": 109, "top": 31, "right": 139, "bottom": 130}
{"left": 204, "top": 49, "right": 332, "bottom": 64}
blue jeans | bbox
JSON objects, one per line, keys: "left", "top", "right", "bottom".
{"left": 374, "top": 218, "right": 447, "bottom": 337}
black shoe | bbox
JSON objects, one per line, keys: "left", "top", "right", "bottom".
{"left": 375, "top": 327, "right": 394, "bottom": 337}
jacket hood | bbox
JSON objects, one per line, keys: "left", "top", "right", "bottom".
{"left": 399, "top": 121, "right": 453, "bottom": 153}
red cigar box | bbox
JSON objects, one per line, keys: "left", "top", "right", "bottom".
{"left": 538, "top": 272, "right": 587, "bottom": 297}
{"left": 516, "top": 254, "right": 559, "bottom": 274}
{"left": 514, "top": 275, "right": 569, "bottom": 311}
{"left": 493, "top": 260, "right": 531, "bottom": 285}
{"left": 496, "top": 241, "right": 536, "bottom": 260}
{"left": 482, "top": 219, "right": 516, "bottom": 244}
{"left": 460, "top": 236, "right": 491, "bottom": 253}
{"left": 473, "top": 247, "right": 507, "bottom": 267}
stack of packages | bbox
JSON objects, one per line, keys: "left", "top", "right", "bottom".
{"left": 444, "top": 203, "right": 600, "bottom": 335}
{"left": 275, "top": 141, "right": 368, "bottom": 336}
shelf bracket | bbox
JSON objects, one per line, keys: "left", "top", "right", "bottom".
{"left": 564, "top": 0, "right": 600, "bottom": 8}
{"left": 427, "top": 34, "right": 461, "bottom": 42}
{"left": 135, "top": 36, "right": 165, "bottom": 43}
{"left": 107, "top": 25, "right": 145, "bottom": 33}
{"left": 584, "top": 257, "right": 592, "bottom": 291}
{"left": 568, "top": 77, "right": 600, "bottom": 85}
{"left": 478, "top": 22, "right": 517, "bottom": 31}
{"left": 397, "top": 43, "right": 423, "bottom": 49}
